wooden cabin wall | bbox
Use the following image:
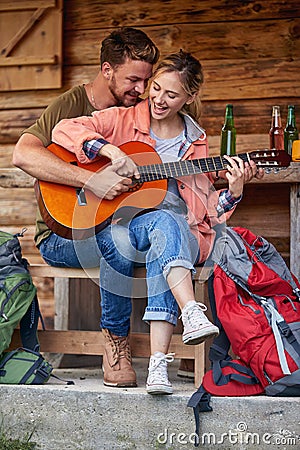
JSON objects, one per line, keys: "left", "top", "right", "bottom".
{"left": 0, "top": 0, "right": 299, "bottom": 326}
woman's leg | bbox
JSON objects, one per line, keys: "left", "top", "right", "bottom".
{"left": 147, "top": 320, "right": 175, "bottom": 395}
{"left": 150, "top": 320, "right": 173, "bottom": 354}
{"left": 128, "top": 210, "right": 199, "bottom": 394}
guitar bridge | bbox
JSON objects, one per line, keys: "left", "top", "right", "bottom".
{"left": 76, "top": 188, "right": 87, "bottom": 206}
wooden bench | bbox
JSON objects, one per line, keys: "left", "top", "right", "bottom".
{"left": 11, "top": 263, "right": 213, "bottom": 387}
{"left": 6, "top": 163, "right": 300, "bottom": 387}
{"left": 2, "top": 166, "right": 213, "bottom": 386}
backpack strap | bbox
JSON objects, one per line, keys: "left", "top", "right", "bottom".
{"left": 50, "top": 373, "right": 75, "bottom": 385}
{"left": 212, "top": 359, "right": 260, "bottom": 386}
{"left": 261, "top": 298, "right": 300, "bottom": 373}
{"left": 20, "top": 295, "right": 42, "bottom": 352}
{"left": 207, "top": 273, "right": 231, "bottom": 359}
{"left": 187, "top": 385, "right": 212, "bottom": 447}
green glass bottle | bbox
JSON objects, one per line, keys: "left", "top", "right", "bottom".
{"left": 284, "top": 105, "right": 299, "bottom": 156}
{"left": 220, "top": 104, "right": 236, "bottom": 156}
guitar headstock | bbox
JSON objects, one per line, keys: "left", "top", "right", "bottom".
{"left": 248, "top": 149, "right": 291, "bottom": 172}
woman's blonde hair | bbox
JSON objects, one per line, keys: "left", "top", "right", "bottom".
{"left": 153, "top": 50, "right": 204, "bottom": 121}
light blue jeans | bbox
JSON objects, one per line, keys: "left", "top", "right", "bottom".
{"left": 39, "top": 210, "right": 200, "bottom": 336}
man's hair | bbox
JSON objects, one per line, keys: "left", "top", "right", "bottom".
{"left": 100, "top": 27, "right": 160, "bottom": 68}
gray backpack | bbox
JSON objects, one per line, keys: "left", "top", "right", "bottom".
{"left": 0, "top": 229, "right": 40, "bottom": 356}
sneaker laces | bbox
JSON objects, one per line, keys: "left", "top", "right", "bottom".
{"left": 148, "top": 353, "right": 175, "bottom": 382}
{"left": 180, "top": 302, "right": 209, "bottom": 326}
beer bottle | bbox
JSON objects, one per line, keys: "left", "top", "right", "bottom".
{"left": 284, "top": 105, "right": 299, "bottom": 155}
{"left": 220, "top": 104, "right": 236, "bottom": 156}
{"left": 269, "top": 105, "right": 284, "bottom": 150}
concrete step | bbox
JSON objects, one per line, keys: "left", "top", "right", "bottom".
{"left": 0, "top": 358, "right": 299, "bottom": 450}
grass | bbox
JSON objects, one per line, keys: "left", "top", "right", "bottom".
{"left": 0, "top": 431, "right": 37, "bottom": 450}
{"left": 0, "top": 419, "right": 38, "bottom": 450}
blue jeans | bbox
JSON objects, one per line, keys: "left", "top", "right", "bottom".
{"left": 39, "top": 210, "right": 199, "bottom": 336}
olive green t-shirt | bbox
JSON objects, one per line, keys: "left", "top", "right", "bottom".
{"left": 23, "top": 85, "right": 96, "bottom": 246}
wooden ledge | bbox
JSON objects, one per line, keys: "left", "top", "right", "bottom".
{"left": 29, "top": 263, "right": 212, "bottom": 282}
{"left": 11, "top": 329, "right": 203, "bottom": 360}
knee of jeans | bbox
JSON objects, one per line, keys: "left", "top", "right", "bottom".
{"left": 105, "top": 226, "right": 135, "bottom": 260}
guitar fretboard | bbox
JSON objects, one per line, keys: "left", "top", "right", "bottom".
{"left": 138, "top": 153, "right": 251, "bottom": 182}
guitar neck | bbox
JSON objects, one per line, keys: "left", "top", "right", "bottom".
{"left": 138, "top": 152, "right": 251, "bottom": 182}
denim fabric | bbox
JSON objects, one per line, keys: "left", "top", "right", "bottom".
{"left": 39, "top": 210, "right": 199, "bottom": 335}
{"left": 127, "top": 210, "right": 200, "bottom": 325}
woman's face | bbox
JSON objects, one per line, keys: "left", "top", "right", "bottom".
{"left": 149, "top": 71, "right": 192, "bottom": 121}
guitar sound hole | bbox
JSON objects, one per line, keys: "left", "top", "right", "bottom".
{"left": 128, "top": 180, "right": 143, "bottom": 192}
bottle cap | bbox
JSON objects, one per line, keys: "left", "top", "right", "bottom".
{"left": 292, "top": 140, "right": 300, "bottom": 161}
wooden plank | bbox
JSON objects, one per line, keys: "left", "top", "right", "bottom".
{"left": 0, "top": 108, "right": 44, "bottom": 143}
{"left": 0, "top": 65, "right": 62, "bottom": 91}
{"left": 201, "top": 58, "right": 300, "bottom": 100}
{"left": 0, "top": 145, "right": 15, "bottom": 167}
{"left": 65, "top": 59, "right": 300, "bottom": 101}
{"left": 0, "top": 168, "right": 34, "bottom": 187}
{"left": 227, "top": 184, "right": 290, "bottom": 241}
{"left": 1, "top": 8, "right": 48, "bottom": 57}
{"left": 64, "top": 0, "right": 300, "bottom": 30}
{"left": 28, "top": 264, "right": 210, "bottom": 280}
{"left": 1, "top": 56, "right": 56, "bottom": 66}
{"left": 63, "top": 19, "right": 300, "bottom": 66}
{"left": 0, "top": 1, "right": 55, "bottom": 11}
{"left": 0, "top": 0, "right": 63, "bottom": 91}
{"left": 0, "top": 91, "right": 61, "bottom": 109}
{"left": 2, "top": 57, "right": 292, "bottom": 107}
{"left": 0, "top": 188, "right": 36, "bottom": 225}
{"left": 11, "top": 329, "right": 196, "bottom": 358}
{"left": 29, "top": 265, "right": 99, "bottom": 279}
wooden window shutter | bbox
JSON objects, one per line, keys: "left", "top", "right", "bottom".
{"left": 0, "top": 0, "right": 63, "bottom": 91}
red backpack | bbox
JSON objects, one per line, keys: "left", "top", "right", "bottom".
{"left": 188, "top": 227, "right": 300, "bottom": 442}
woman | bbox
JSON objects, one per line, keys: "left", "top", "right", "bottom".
{"left": 52, "top": 50, "right": 261, "bottom": 394}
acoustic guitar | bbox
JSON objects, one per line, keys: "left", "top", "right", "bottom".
{"left": 35, "top": 141, "right": 291, "bottom": 240}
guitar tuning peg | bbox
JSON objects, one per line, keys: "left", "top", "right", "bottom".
{"left": 265, "top": 168, "right": 272, "bottom": 174}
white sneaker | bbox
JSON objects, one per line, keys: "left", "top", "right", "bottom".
{"left": 181, "top": 301, "right": 219, "bottom": 345}
{"left": 146, "top": 352, "right": 175, "bottom": 395}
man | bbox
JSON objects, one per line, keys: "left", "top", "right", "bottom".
{"left": 13, "top": 27, "right": 160, "bottom": 388}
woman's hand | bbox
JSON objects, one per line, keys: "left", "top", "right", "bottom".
{"left": 244, "top": 160, "right": 265, "bottom": 182}
{"left": 224, "top": 155, "right": 245, "bottom": 198}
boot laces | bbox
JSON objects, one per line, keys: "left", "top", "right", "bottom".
{"left": 107, "top": 331, "right": 131, "bottom": 364}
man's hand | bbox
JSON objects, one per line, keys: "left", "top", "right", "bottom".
{"left": 99, "top": 143, "right": 140, "bottom": 179}
{"left": 85, "top": 159, "right": 135, "bottom": 200}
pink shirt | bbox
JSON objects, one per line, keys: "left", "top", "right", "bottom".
{"left": 52, "top": 99, "right": 235, "bottom": 263}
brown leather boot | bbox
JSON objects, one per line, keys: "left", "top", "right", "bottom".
{"left": 177, "top": 358, "right": 195, "bottom": 380}
{"left": 102, "top": 328, "right": 137, "bottom": 387}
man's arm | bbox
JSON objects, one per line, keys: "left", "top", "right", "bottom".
{"left": 13, "top": 133, "right": 133, "bottom": 200}
{"left": 13, "top": 133, "right": 87, "bottom": 186}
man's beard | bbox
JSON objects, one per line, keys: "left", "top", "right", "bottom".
{"left": 109, "top": 76, "right": 139, "bottom": 107}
